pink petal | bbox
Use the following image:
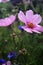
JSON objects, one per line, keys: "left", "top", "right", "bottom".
{"left": 0, "top": 15, "right": 16, "bottom": 27}
{"left": 32, "top": 29, "right": 41, "bottom": 33}
{"left": 9, "top": 15, "right": 16, "bottom": 22}
{"left": 18, "top": 11, "right": 26, "bottom": 24}
{"left": 35, "top": 25, "right": 43, "bottom": 32}
{"left": 4, "top": 18, "right": 12, "bottom": 26}
{"left": 0, "top": 19, "right": 6, "bottom": 26}
{"left": 32, "top": 14, "right": 42, "bottom": 24}
{"left": 39, "top": 27, "right": 43, "bottom": 32}
{"left": 1, "top": 0, "right": 7, "bottom": 3}
{"left": 2, "top": 0, "right": 9, "bottom": 3}
{"left": 26, "top": 10, "right": 34, "bottom": 22}
{"left": 22, "top": 26, "right": 32, "bottom": 33}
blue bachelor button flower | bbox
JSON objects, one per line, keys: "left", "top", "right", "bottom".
{"left": 18, "top": 26, "right": 24, "bottom": 31}
{"left": 7, "top": 53, "right": 13, "bottom": 59}
{"left": 10, "top": 0, "right": 22, "bottom": 6}
{"left": 0, "top": 59, "right": 6, "bottom": 64}
{"left": 7, "top": 52, "right": 16, "bottom": 59}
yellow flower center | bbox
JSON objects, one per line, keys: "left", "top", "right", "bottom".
{"left": 27, "top": 22, "right": 34, "bottom": 28}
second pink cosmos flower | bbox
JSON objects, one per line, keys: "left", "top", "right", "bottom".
{"left": 0, "top": 15, "right": 16, "bottom": 27}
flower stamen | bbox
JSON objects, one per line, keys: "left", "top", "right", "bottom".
{"left": 27, "top": 22, "right": 34, "bottom": 28}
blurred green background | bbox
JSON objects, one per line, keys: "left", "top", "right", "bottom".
{"left": 0, "top": 0, "right": 43, "bottom": 65}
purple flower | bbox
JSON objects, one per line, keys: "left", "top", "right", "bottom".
{"left": 7, "top": 52, "right": 16, "bottom": 59}
{"left": 10, "top": 0, "right": 22, "bottom": 6}
{"left": 0, "top": 59, "right": 6, "bottom": 64}
{"left": 18, "top": 26, "right": 24, "bottom": 31}
{"left": 23, "top": 0, "right": 30, "bottom": 5}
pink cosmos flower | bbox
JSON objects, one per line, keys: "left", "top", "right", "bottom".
{"left": 0, "top": 15, "right": 16, "bottom": 27}
{"left": 2, "top": 0, "right": 7, "bottom": 3}
{"left": 7, "top": 61, "right": 11, "bottom": 65}
{"left": 0, "top": 0, "right": 9, "bottom": 3}
{"left": 18, "top": 10, "right": 43, "bottom": 33}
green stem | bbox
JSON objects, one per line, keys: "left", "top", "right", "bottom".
{"left": 30, "top": 2, "right": 37, "bottom": 13}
